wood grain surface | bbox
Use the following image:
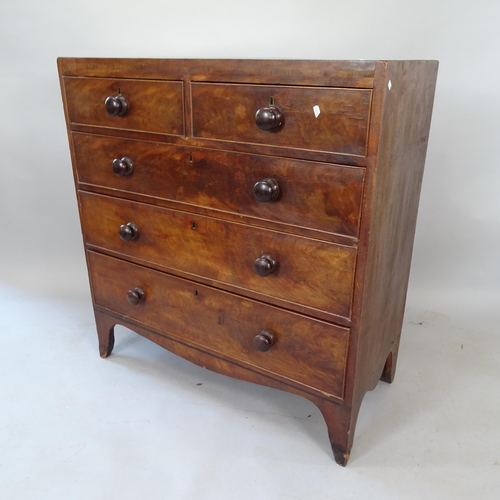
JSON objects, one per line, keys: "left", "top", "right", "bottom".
{"left": 352, "top": 60, "right": 439, "bottom": 403}
{"left": 58, "top": 58, "right": 376, "bottom": 88}
{"left": 89, "top": 251, "right": 349, "bottom": 398}
{"left": 192, "top": 83, "right": 371, "bottom": 156}
{"left": 63, "top": 77, "right": 184, "bottom": 135}
{"left": 73, "top": 132, "right": 365, "bottom": 239}
{"left": 58, "top": 58, "right": 438, "bottom": 466}
{"left": 79, "top": 191, "right": 357, "bottom": 319}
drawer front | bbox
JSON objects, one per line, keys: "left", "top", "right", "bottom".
{"left": 63, "top": 77, "right": 184, "bottom": 135}
{"left": 192, "top": 83, "right": 371, "bottom": 156}
{"left": 88, "top": 251, "right": 349, "bottom": 398}
{"left": 73, "top": 133, "right": 364, "bottom": 238}
{"left": 79, "top": 192, "right": 356, "bottom": 319}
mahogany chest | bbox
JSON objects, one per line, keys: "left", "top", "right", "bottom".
{"left": 58, "top": 58, "right": 438, "bottom": 465}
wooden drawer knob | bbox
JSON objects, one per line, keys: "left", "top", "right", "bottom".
{"left": 253, "top": 178, "right": 279, "bottom": 202}
{"left": 253, "top": 331, "right": 275, "bottom": 352}
{"left": 105, "top": 95, "right": 129, "bottom": 116}
{"left": 255, "top": 107, "right": 283, "bottom": 131}
{"left": 112, "top": 157, "right": 134, "bottom": 177}
{"left": 127, "top": 286, "right": 145, "bottom": 305}
{"left": 119, "top": 222, "right": 139, "bottom": 242}
{"left": 253, "top": 254, "right": 277, "bottom": 277}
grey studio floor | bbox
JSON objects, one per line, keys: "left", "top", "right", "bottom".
{"left": 1, "top": 280, "right": 499, "bottom": 500}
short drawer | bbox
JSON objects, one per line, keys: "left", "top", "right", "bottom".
{"left": 88, "top": 251, "right": 349, "bottom": 399}
{"left": 73, "top": 133, "right": 364, "bottom": 238}
{"left": 192, "top": 83, "right": 371, "bottom": 156}
{"left": 63, "top": 77, "right": 184, "bottom": 135}
{"left": 79, "top": 192, "right": 356, "bottom": 320}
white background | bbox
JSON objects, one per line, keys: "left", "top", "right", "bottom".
{"left": 1, "top": 0, "right": 499, "bottom": 300}
{"left": 1, "top": 1, "right": 499, "bottom": 498}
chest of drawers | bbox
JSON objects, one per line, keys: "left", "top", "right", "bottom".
{"left": 58, "top": 58, "right": 438, "bottom": 465}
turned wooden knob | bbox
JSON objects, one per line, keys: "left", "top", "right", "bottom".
{"left": 255, "top": 107, "right": 283, "bottom": 131}
{"left": 127, "top": 286, "right": 145, "bottom": 305}
{"left": 105, "top": 95, "right": 129, "bottom": 116}
{"left": 253, "top": 178, "right": 279, "bottom": 202}
{"left": 253, "top": 331, "right": 275, "bottom": 352}
{"left": 119, "top": 222, "right": 139, "bottom": 241}
{"left": 112, "top": 157, "right": 134, "bottom": 177}
{"left": 253, "top": 254, "right": 277, "bottom": 277}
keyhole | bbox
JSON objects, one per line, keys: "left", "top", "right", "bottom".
{"left": 191, "top": 221, "right": 196, "bottom": 230}
{"left": 269, "top": 96, "right": 274, "bottom": 106}
{"left": 194, "top": 290, "right": 199, "bottom": 297}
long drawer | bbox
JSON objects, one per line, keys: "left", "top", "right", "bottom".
{"left": 63, "top": 77, "right": 184, "bottom": 135}
{"left": 73, "top": 133, "right": 364, "bottom": 239}
{"left": 79, "top": 191, "right": 357, "bottom": 319}
{"left": 88, "top": 251, "right": 349, "bottom": 399}
{"left": 191, "top": 83, "right": 371, "bottom": 156}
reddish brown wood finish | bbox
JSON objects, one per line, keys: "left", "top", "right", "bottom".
{"left": 192, "top": 83, "right": 371, "bottom": 156}
{"left": 351, "top": 60, "right": 439, "bottom": 404}
{"left": 72, "top": 132, "right": 365, "bottom": 239}
{"left": 64, "top": 77, "right": 184, "bottom": 135}
{"left": 68, "top": 123, "right": 369, "bottom": 167}
{"left": 58, "top": 58, "right": 438, "bottom": 466}
{"left": 58, "top": 58, "right": 376, "bottom": 88}
{"left": 59, "top": 59, "right": 377, "bottom": 167}
{"left": 89, "top": 251, "right": 349, "bottom": 398}
{"left": 92, "top": 306, "right": 356, "bottom": 465}
{"left": 79, "top": 191, "right": 357, "bottom": 320}
{"left": 94, "top": 309, "right": 115, "bottom": 358}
